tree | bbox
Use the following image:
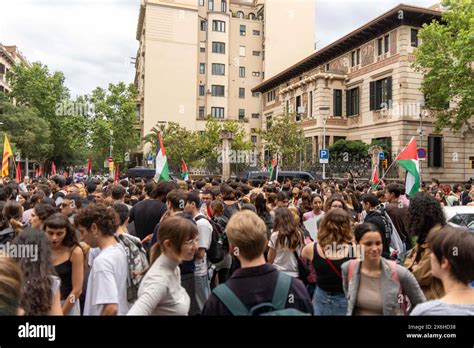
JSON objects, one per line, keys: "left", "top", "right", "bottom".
{"left": 0, "top": 94, "right": 52, "bottom": 161}
{"left": 257, "top": 113, "right": 305, "bottom": 169}
{"left": 329, "top": 139, "right": 369, "bottom": 161}
{"left": 87, "top": 83, "right": 139, "bottom": 170}
{"left": 412, "top": 0, "right": 474, "bottom": 131}
{"left": 6, "top": 62, "right": 89, "bottom": 166}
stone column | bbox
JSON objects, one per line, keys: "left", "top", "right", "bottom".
{"left": 220, "top": 130, "right": 234, "bottom": 181}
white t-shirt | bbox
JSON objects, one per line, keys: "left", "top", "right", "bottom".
{"left": 84, "top": 243, "right": 129, "bottom": 315}
{"left": 194, "top": 214, "right": 213, "bottom": 277}
{"left": 268, "top": 231, "right": 302, "bottom": 278}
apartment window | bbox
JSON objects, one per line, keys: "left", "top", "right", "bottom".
{"left": 239, "top": 66, "right": 246, "bottom": 78}
{"left": 199, "top": 0, "right": 204, "bottom": 6}
{"left": 212, "top": 20, "right": 225, "bottom": 32}
{"left": 252, "top": 92, "right": 260, "bottom": 97}
{"left": 211, "top": 85, "right": 225, "bottom": 97}
{"left": 221, "top": 0, "right": 227, "bottom": 12}
{"left": 199, "top": 63, "right": 206, "bottom": 74}
{"left": 296, "top": 95, "right": 302, "bottom": 121}
{"left": 266, "top": 90, "right": 276, "bottom": 103}
{"left": 309, "top": 91, "right": 313, "bottom": 117}
{"left": 208, "top": 0, "right": 214, "bottom": 11}
{"left": 239, "top": 109, "right": 245, "bottom": 120}
{"left": 252, "top": 71, "right": 260, "bottom": 77}
{"left": 253, "top": 30, "right": 260, "bottom": 35}
{"left": 251, "top": 135, "right": 257, "bottom": 145}
{"left": 236, "top": 11, "right": 244, "bottom": 19}
{"left": 286, "top": 100, "right": 290, "bottom": 114}
{"left": 357, "top": 48, "right": 361, "bottom": 65}
{"left": 0, "top": 64, "right": 5, "bottom": 74}
{"left": 351, "top": 51, "right": 356, "bottom": 67}
{"left": 384, "top": 34, "right": 389, "bottom": 53}
{"left": 346, "top": 87, "right": 359, "bottom": 116}
{"left": 411, "top": 29, "right": 419, "bottom": 47}
{"left": 333, "top": 89, "right": 342, "bottom": 116}
{"left": 370, "top": 77, "right": 392, "bottom": 110}
{"left": 428, "top": 135, "right": 443, "bottom": 167}
{"left": 211, "top": 107, "right": 224, "bottom": 118}
{"left": 239, "top": 46, "right": 246, "bottom": 57}
{"left": 199, "top": 85, "right": 205, "bottom": 96}
{"left": 252, "top": 51, "right": 261, "bottom": 57}
{"left": 199, "top": 106, "right": 205, "bottom": 118}
{"left": 200, "top": 47, "right": 206, "bottom": 53}
{"left": 248, "top": 13, "right": 256, "bottom": 20}
{"left": 252, "top": 113, "right": 260, "bottom": 119}
{"left": 239, "top": 88, "right": 245, "bottom": 99}
{"left": 212, "top": 63, "right": 225, "bottom": 75}
{"left": 266, "top": 115, "right": 272, "bottom": 129}
{"left": 212, "top": 42, "right": 225, "bottom": 54}
{"left": 325, "top": 63, "right": 330, "bottom": 71}
{"left": 377, "top": 38, "right": 383, "bottom": 56}
{"left": 240, "top": 25, "right": 246, "bottom": 36}
{"left": 200, "top": 20, "right": 207, "bottom": 31}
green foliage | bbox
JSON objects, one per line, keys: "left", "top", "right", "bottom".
{"left": 257, "top": 113, "right": 305, "bottom": 168}
{"left": 329, "top": 139, "right": 370, "bottom": 161}
{"left": 412, "top": 0, "right": 474, "bottom": 131}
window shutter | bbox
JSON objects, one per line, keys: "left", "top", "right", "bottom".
{"left": 346, "top": 90, "right": 350, "bottom": 116}
{"left": 370, "top": 81, "right": 376, "bottom": 110}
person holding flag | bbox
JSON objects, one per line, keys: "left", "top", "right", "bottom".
{"left": 86, "top": 159, "right": 92, "bottom": 178}
{"left": 370, "top": 165, "right": 379, "bottom": 189}
{"left": 2, "top": 134, "right": 13, "bottom": 177}
{"left": 395, "top": 137, "right": 420, "bottom": 196}
{"left": 269, "top": 157, "right": 278, "bottom": 183}
{"left": 155, "top": 131, "right": 169, "bottom": 182}
{"left": 181, "top": 159, "right": 189, "bottom": 181}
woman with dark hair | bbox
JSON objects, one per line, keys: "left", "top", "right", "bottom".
{"left": 22, "top": 192, "right": 44, "bottom": 225}
{"left": 302, "top": 208, "right": 355, "bottom": 315}
{"left": 411, "top": 226, "right": 474, "bottom": 315}
{"left": 324, "top": 195, "right": 349, "bottom": 213}
{"left": 267, "top": 207, "right": 305, "bottom": 278}
{"left": 403, "top": 192, "right": 446, "bottom": 300}
{"left": 342, "top": 223, "right": 425, "bottom": 315}
{"left": 44, "top": 214, "right": 84, "bottom": 315}
{"left": 255, "top": 193, "right": 273, "bottom": 239}
{"left": 11, "top": 228, "right": 63, "bottom": 315}
{"left": 303, "top": 194, "right": 325, "bottom": 222}
{"left": 17, "top": 192, "right": 31, "bottom": 211}
{"left": 434, "top": 190, "right": 448, "bottom": 207}
{"left": 128, "top": 217, "right": 198, "bottom": 315}
{"left": 0, "top": 201, "right": 24, "bottom": 244}
{"left": 0, "top": 256, "right": 23, "bottom": 315}
{"left": 30, "top": 203, "right": 56, "bottom": 230}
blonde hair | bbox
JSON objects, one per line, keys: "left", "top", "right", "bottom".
{"left": 317, "top": 208, "right": 353, "bottom": 247}
{"left": 226, "top": 210, "right": 267, "bottom": 260}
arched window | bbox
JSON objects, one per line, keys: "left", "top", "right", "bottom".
{"left": 248, "top": 13, "right": 256, "bottom": 20}
{"left": 236, "top": 11, "right": 244, "bottom": 19}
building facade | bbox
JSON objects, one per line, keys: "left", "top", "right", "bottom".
{"left": 253, "top": 4, "right": 474, "bottom": 183}
{"left": 135, "top": 0, "right": 315, "bottom": 157}
{"left": 0, "top": 44, "right": 30, "bottom": 96}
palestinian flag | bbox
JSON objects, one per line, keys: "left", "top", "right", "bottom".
{"left": 181, "top": 159, "right": 189, "bottom": 181}
{"left": 269, "top": 157, "right": 278, "bottom": 182}
{"left": 370, "top": 166, "right": 379, "bottom": 189}
{"left": 87, "top": 159, "right": 92, "bottom": 177}
{"left": 155, "top": 132, "right": 169, "bottom": 181}
{"left": 396, "top": 137, "right": 420, "bottom": 196}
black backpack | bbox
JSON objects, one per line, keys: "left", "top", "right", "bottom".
{"left": 195, "top": 215, "right": 227, "bottom": 264}
{"left": 0, "top": 227, "right": 15, "bottom": 245}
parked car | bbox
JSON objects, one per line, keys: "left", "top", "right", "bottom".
{"left": 126, "top": 167, "right": 178, "bottom": 181}
{"left": 443, "top": 206, "right": 474, "bottom": 231}
{"left": 246, "top": 170, "right": 315, "bottom": 182}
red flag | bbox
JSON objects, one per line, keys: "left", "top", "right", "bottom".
{"left": 38, "top": 166, "right": 42, "bottom": 177}
{"left": 16, "top": 162, "right": 21, "bottom": 182}
{"left": 370, "top": 166, "right": 379, "bottom": 188}
{"left": 64, "top": 170, "right": 69, "bottom": 178}
{"left": 35, "top": 167, "right": 39, "bottom": 178}
{"left": 114, "top": 163, "right": 119, "bottom": 183}
{"left": 87, "top": 159, "right": 92, "bottom": 177}
{"left": 51, "top": 162, "right": 57, "bottom": 175}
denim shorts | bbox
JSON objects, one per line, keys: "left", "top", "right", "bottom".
{"left": 313, "top": 286, "right": 348, "bottom": 316}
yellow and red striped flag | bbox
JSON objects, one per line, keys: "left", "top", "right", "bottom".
{"left": 2, "top": 135, "right": 13, "bottom": 177}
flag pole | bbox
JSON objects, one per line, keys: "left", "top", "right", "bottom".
{"left": 380, "top": 137, "right": 416, "bottom": 181}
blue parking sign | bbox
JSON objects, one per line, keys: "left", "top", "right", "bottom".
{"left": 379, "top": 152, "right": 385, "bottom": 160}
{"left": 320, "top": 149, "right": 329, "bottom": 159}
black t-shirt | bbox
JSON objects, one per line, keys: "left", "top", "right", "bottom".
{"left": 128, "top": 199, "right": 167, "bottom": 240}
{"left": 313, "top": 243, "right": 354, "bottom": 293}
{"left": 202, "top": 264, "right": 313, "bottom": 315}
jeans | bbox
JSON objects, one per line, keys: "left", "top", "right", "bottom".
{"left": 194, "top": 274, "right": 211, "bottom": 313}
{"left": 181, "top": 273, "right": 199, "bottom": 316}
{"left": 313, "top": 286, "right": 348, "bottom": 316}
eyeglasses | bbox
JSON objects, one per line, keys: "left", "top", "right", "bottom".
{"left": 184, "top": 238, "right": 199, "bottom": 246}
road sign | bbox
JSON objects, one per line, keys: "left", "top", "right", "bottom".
{"left": 146, "top": 152, "right": 153, "bottom": 161}
{"left": 319, "top": 149, "right": 329, "bottom": 164}
{"left": 379, "top": 152, "right": 385, "bottom": 160}
{"left": 417, "top": 147, "right": 427, "bottom": 159}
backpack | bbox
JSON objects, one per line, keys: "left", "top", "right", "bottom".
{"left": 0, "top": 227, "right": 15, "bottom": 245}
{"left": 212, "top": 272, "right": 310, "bottom": 316}
{"left": 347, "top": 259, "right": 409, "bottom": 315}
{"left": 379, "top": 206, "right": 406, "bottom": 258}
{"left": 116, "top": 233, "right": 149, "bottom": 303}
{"left": 223, "top": 202, "right": 240, "bottom": 220}
{"left": 195, "top": 215, "right": 227, "bottom": 264}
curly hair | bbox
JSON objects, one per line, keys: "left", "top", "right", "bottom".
{"left": 408, "top": 193, "right": 446, "bottom": 243}
{"left": 317, "top": 208, "right": 353, "bottom": 247}
{"left": 12, "top": 228, "right": 56, "bottom": 315}
{"left": 273, "top": 207, "right": 304, "bottom": 250}
{"left": 74, "top": 203, "right": 119, "bottom": 236}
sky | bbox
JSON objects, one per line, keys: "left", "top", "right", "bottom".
{"left": 0, "top": 0, "right": 437, "bottom": 97}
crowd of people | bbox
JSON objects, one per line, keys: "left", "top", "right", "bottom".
{"left": 0, "top": 173, "right": 473, "bottom": 316}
